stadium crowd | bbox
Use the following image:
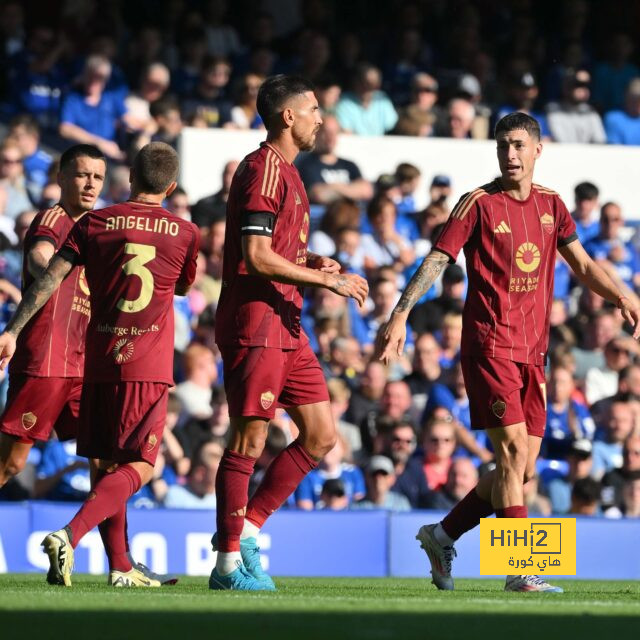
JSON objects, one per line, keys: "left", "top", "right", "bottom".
{"left": 0, "top": 0, "right": 640, "bottom": 520}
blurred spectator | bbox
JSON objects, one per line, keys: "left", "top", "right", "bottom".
{"left": 0, "top": 139, "right": 33, "bottom": 219}
{"left": 439, "top": 311, "right": 462, "bottom": 369}
{"left": 523, "top": 473, "right": 552, "bottom": 516}
{"left": 429, "top": 175, "right": 453, "bottom": 210}
{"left": 0, "top": 209, "right": 35, "bottom": 287}
{"left": 295, "top": 434, "right": 365, "bottom": 510}
{"left": 230, "top": 73, "right": 265, "bottom": 129}
{"left": 162, "top": 393, "right": 190, "bottom": 477}
{"left": 394, "top": 73, "right": 440, "bottom": 137}
{"left": 335, "top": 63, "right": 398, "bottom": 136}
{"left": 361, "top": 380, "right": 413, "bottom": 455}
{"left": 601, "top": 433, "right": 640, "bottom": 515}
{"left": 620, "top": 475, "right": 640, "bottom": 518}
{"left": 317, "top": 478, "right": 349, "bottom": 510}
{"left": 322, "top": 336, "right": 364, "bottom": 387}
{"left": 454, "top": 74, "right": 491, "bottom": 140}
{"left": 6, "top": 24, "right": 67, "bottom": 130}
{"left": 421, "top": 417, "right": 457, "bottom": 491}
{"left": 6, "top": 114, "right": 51, "bottom": 202}
{"left": 393, "top": 162, "right": 421, "bottom": 223}
{"left": 592, "top": 33, "right": 640, "bottom": 113}
{"left": 125, "top": 63, "right": 171, "bottom": 134}
{"left": 148, "top": 96, "right": 184, "bottom": 150}
{"left": 344, "top": 360, "right": 387, "bottom": 428}
{"left": 546, "top": 69, "right": 606, "bottom": 144}
{"left": 201, "top": 214, "right": 226, "bottom": 282}
{"left": 546, "top": 438, "right": 595, "bottom": 515}
{"left": 569, "top": 476, "right": 601, "bottom": 516}
{"left": 166, "top": 186, "right": 191, "bottom": 221}
{"left": 403, "top": 332, "right": 444, "bottom": 414}
{"left": 409, "top": 264, "right": 465, "bottom": 335}
{"left": 351, "top": 455, "right": 411, "bottom": 511}
{"left": 297, "top": 115, "right": 372, "bottom": 205}
{"left": 164, "top": 438, "right": 224, "bottom": 508}
{"left": 174, "top": 343, "right": 218, "bottom": 419}
{"left": 181, "top": 56, "right": 233, "bottom": 128}
{"left": 101, "top": 165, "right": 131, "bottom": 206}
{"left": 326, "top": 377, "right": 362, "bottom": 461}
{"left": 361, "top": 196, "right": 414, "bottom": 273}
{"left": 425, "top": 457, "right": 478, "bottom": 511}
{"left": 172, "top": 26, "right": 208, "bottom": 97}
{"left": 592, "top": 399, "right": 636, "bottom": 477}
{"left": 571, "top": 307, "right": 620, "bottom": 380}
{"left": 544, "top": 366, "right": 596, "bottom": 460}
{"left": 383, "top": 420, "right": 431, "bottom": 508}
{"left": 308, "top": 197, "right": 360, "bottom": 256}
{"left": 34, "top": 439, "right": 89, "bottom": 501}
{"left": 495, "top": 72, "right": 551, "bottom": 139}
{"left": 0, "top": 1, "right": 24, "bottom": 58}
{"left": 59, "top": 55, "right": 129, "bottom": 161}
{"left": 585, "top": 337, "right": 639, "bottom": 406}
{"left": 604, "top": 77, "right": 640, "bottom": 145}
{"left": 584, "top": 202, "right": 640, "bottom": 291}
{"left": 203, "top": 0, "right": 242, "bottom": 58}
{"left": 191, "top": 161, "right": 238, "bottom": 229}
{"left": 571, "top": 181, "right": 600, "bottom": 244}
{"left": 442, "top": 98, "right": 476, "bottom": 139}
{"left": 315, "top": 73, "right": 342, "bottom": 115}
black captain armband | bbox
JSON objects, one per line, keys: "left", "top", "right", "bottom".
{"left": 240, "top": 211, "right": 275, "bottom": 237}
{"left": 57, "top": 246, "right": 80, "bottom": 265}
{"left": 557, "top": 232, "right": 578, "bottom": 248}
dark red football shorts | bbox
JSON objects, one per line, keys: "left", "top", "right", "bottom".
{"left": 0, "top": 374, "right": 82, "bottom": 443}
{"left": 460, "top": 356, "right": 546, "bottom": 438}
{"left": 221, "top": 340, "right": 329, "bottom": 419}
{"left": 77, "top": 381, "right": 169, "bottom": 464}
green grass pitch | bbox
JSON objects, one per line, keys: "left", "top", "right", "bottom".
{"left": 1, "top": 575, "right": 639, "bottom": 640}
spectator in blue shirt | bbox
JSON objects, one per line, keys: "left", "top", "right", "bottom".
{"left": 7, "top": 114, "right": 51, "bottom": 203}
{"left": 34, "top": 439, "right": 90, "bottom": 501}
{"left": 593, "top": 399, "right": 635, "bottom": 478}
{"left": 59, "top": 55, "right": 129, "bottom": 161}
{"left": 336, "top": 63, "right": 398, "bottom": 136}
{"left": 295, "top": 434, "right": 365, "bottom": 509}
{"left": 584, "top": 202, "right": 640, "bottom": 290}
{"left": 543, "top": 366, "right": 596, "bottom": 460}
{"left": 604, "top": 77, "right": 640, "bottom": 145}
{"left": 351, "top": 455, "right": 411, "bottom": 511}
{"left": 571, "top": 181, "right": 600, "bottom": 244}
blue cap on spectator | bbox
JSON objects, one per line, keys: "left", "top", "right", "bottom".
{"left": 431, "top": 175, "right": 451, "bottom": 188}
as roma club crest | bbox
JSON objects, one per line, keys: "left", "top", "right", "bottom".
{"left": 260, "top": 390, "right": 275, "bottom": 410}
{"left": 492, "top": 400, "right": 507, "bottom": 419}
{"left": 21, "top": 412, "right": 37, "bottom": 430}
{"left": 540, "top": 213, "right": 554, "bottom": 234}
{"left": 147, "top": 433, "right": 158, "bottom": 452}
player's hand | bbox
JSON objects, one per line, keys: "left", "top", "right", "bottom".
{"left": 0, "top": 332, "right": 17, "bottom": 370}
{"left": 620, "top": 298, "right": 640, "bottom": 340}
{"left": 326, "top": 272, "right": 369, "bottom": 307}
{"left": 310, "top": 255, "right": 341, "bottom": 273}
{"left": 374, "top": 314, "right": 407, "bottom": 364}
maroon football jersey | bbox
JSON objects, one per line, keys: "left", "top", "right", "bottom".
{"left": 60, "top": 201, "right": 199, "bottom": 383}
{"left": 434, "top": 180, "right": 577, "bottom": 366}
{"left": 215, "top": 142, "right": 311, "bottom": 349}
{"left": 11, "top": 205, "right": 89, "bottom": 378}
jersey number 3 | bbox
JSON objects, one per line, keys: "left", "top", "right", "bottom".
{"left": 117, "top": 242, "right": 156, "bottom": 313}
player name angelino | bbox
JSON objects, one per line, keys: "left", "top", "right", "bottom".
{"left": 97, "top": 323, "right": 160, "bottom": 336}
{"left": 105, "top": 215, "right": 180, "bottom": 236}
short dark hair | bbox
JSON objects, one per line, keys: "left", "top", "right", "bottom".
{"left": 59, "top": 144, "right": 106, "bottom": 172}
{"left": 9, "top": 114, "right": 40, "bottom": 136}
{"left": 366, "top": 194, "right": 395, "bottom": 221}
{"left": 395, "top": 162, "right": 421, "bottom": 183}
{"left": 574, "top": 181, "right": 599, "bottom": 201}
{"left": 494, "top": 112, "right": 541, "bottom": 141}
{"left": 256, "top": 74, "right": 315, "bottom": 129}
{"left": 150, "top": 96, "right": 180, "bottom": 119}
{"left": 571, "top": 477, "right": 601, "bottom": 504}
{"left": 132, "top": 142, "right": 179, "bottom": 194}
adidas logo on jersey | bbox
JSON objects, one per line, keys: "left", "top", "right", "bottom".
{"left": 494, "top": 221, "right": 512, "bottom": 233}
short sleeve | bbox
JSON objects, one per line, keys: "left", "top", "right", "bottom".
{"left": 236, "top": 159, "right": 284, "bottom": 217}
{"left": 60, "top": 93, "right": 80, "bottom": 125}
{"left": 30, "top": 208, "right": 67, "bottom": 248}
{"left": 555, "top": 197, "right": 578, "bottom": 247}
{"left": 58, "top": 215, "right": 89, "bottom": 265}
{"left": 345, "top": 159, "right": 362, "bottom": 181}
{"left": 177, "top": 224, "right": 201, "bottom": 287}
{"left": 433, "top": 192, "right": 481, "bottom": 261}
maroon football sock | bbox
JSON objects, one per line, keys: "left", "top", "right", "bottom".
{"left": 496, "top": 505, "right": 528, "bottom": 518}
{"left": 441, "top": 488, "right": 494, "bottom": 541}
{"left": 67, "top": 466, "right": 141, "bottom": 548}
{"left": 215, "top": 449, "right": 257, "bottom": 552}
{"left": 246, "top": 440, "right": 317, "bottom": 529}
{"left": 98, "top": 505, "right": 132, "bottom": 572}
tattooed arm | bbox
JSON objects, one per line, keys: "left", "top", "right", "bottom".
{"left": 0, "top": 255, "right": 73, "bottom": 369}
{"left": 375, "top": 249, "right": 450, "bottom": 363}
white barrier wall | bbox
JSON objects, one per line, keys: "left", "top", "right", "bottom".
{"left": 179, "top": 127, "right": 640, "bottom": 219}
